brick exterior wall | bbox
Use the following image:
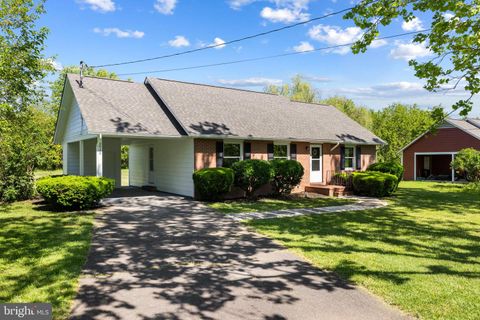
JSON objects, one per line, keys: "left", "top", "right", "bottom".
{"left": 323, "top": 143, "right": 340, "bottom": 183}
{"left": 361, "top": 145, "right": 377, "bottom": 171}
{"left": 293, "top": 142, "right": 310, "bottom": 192}
{"left": 194, "top": 139, "right": 217, "bottom": 170}
{"left": 250, "top": 141, "right": 269, "bottom": 160}
{"left": 403, "top": 128, "right": 480, "bottom": 180}
{"left": 193, "top": 138, "right": 377, "bottom": 193}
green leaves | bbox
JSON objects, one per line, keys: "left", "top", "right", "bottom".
{"left": 346, "top": 0, "right": 480, "bottom": 116}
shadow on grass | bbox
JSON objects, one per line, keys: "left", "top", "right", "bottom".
{"left": 0, "top": 202, "right": 94, "bottom": 319}
{"left": 248, "top": 182, "right": 480, "bottom": 285}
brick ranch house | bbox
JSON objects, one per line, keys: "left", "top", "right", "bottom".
{"left": 54, "top": 74, "right": 385, "bottom": 197}
{"left": 401, "top": 118, "right": 480, "bottom": 181}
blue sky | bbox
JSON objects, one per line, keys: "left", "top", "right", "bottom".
{"left": 41, "top": 0, "right": 479, "bottom": 116}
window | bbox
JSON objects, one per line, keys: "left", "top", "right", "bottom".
{"left": 223, "top": 142, "right": 241, "bottom": 167}
{"left": 274, "top": 144, "right": 288, "bottom": 159}
{"left": 149, "top": 147, "right": 154, "bottom": 171}
{"left": 344, "top": 146, "right": 355, "bottom": 170}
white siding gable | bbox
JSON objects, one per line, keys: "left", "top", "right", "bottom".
{"left": 63, "top": 98, "right": 88, "bottom": 143}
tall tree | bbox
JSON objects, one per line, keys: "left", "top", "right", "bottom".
{"left": 0, "top": 0, "right": 51, "bottom": 110}
{"left": 320, "top": 96, "right": 374, "bottom": 129}
{"left": 265, "top": 75, "right": 318, "bottom": 103}
{"left": 0, "top": 0, "right": 52, "bottom": 202}
{"left": 345, "top": 0, "right": 479, "bottom": 117}
{"left": 372, "top": 103, "right": 436, "bottom": 162}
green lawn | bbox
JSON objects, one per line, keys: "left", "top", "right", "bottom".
{"left": 34, "top": 169, "right": 63, "bottom": 179}
{"left": 121, "top": 168, "right": 129, "bottom": 186}
{"left": 247, "top": 181, "right": 480, "bottom": 320}
{"left": 209, "top": 196, "right": 353, "bottom": 214}
{"left": 34, "top": 168, "right": 130, "bottom": 186}
{"left": 0, "top": 201, "right": 94, "bottom": 319}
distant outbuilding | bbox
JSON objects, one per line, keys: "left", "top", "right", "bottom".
{"left": 401, "top": 118, "right": 480, "bottom": 181}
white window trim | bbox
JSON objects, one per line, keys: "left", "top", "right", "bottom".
{"left": 343, "top": 145, "right": 356, "bottom": 171}
{"left": 223, "top": 141, "right": 243, "bottom": 162}
{"left": 273, "top": 142, "right": 290, "bottom": 160}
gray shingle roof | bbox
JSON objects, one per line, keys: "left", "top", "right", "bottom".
{"left": 447, "top": 118, "right": 480, "bottom": 140}
{"left": 66, "top": 74, "right": 184, "bottom": 137}
{"left": 146, "top": 77, "right": 384, "bottom": 144}
{"left": 467, "top": 118, "right": 480, "bottom": 129}
{"left": 64, "top": 74, "right": 384, "bottom": 144}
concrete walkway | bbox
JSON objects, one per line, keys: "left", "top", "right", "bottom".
{"left": 70, "top": 189, "right": 408, "bottom": 320}
{"left": 227, "top": 197, "right": 388, "bottom": 221}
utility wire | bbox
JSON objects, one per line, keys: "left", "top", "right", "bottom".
{"left": 117, "top": 29, "right": 430, "bottom": 76}
{"left": 90, "top": 2, "right": 379, "bottom": 69}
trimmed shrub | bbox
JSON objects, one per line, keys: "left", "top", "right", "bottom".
{"left": 451, "top": 148, "right": 480, "bottom": 182}
{"left": 367, "top": 162, "right": 404, "bottom": 189}
{"left": 36, "top": 176, "right": 115, "bottom": 210}
{"left": 232, "top": 159, "right": 273, "bottom": 198}
{"left": 192, "top": 167, "right": 234, "bottom": 201}
{"left": 352, "top": 171, "right": 398, "bottom": 197}
{"left": 271, "top": 159, "right": 304, "bottom": 196}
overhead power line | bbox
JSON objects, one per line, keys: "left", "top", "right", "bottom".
{"left": 90, "top": 2, "right": 377, "bottom": 69}
{"left": 116, "top": 29, "right": 430, "bottom": 76}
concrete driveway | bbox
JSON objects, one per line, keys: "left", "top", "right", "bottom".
{"left": 70, "top": 189, "right": 409, "bottom": 320}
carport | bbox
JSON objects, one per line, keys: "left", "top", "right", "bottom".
{"left": 414, "top": 152, "right": 456, "bottom": 181}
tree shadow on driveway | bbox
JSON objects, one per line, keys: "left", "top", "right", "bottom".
{"left": 70, "top": 190, "right": 408, "bottom": 320}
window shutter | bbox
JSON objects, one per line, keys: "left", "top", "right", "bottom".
{"left": 340, "top": 145, "right": 345, "bottom": 170}
{"left": 267, "top": 143, "right": 274, "bottom": 161}
{"left": 244, "top": 142, "right": 251, "bottom": 160}
{"left": 290, "top": 144, "right": 297, "bottom": 160}
{"left": 216, "top": 141, "right": 224, "bottom": 167}
{"left": 356, "top": 146, "right": 362, "bottom": 170}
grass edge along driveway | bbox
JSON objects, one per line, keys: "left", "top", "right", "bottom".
{"left": 209, "top": 196, "right": 353, "bottom": 214}
{"left": 0, "top": 201, "right": 94, "bottom": 320}
{"left": 247, "top": 181, "right": 480, "bottom": 320}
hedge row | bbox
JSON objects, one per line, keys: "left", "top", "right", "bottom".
{"left": 36, "top": 176, "right": 115, "bottom": 210}
{"left": 192, "top": 159, "right": 304, "bottom": 200}
{"left": 367, "top": 162, "right": 404, "bottom": 189}
{"left": 352, "top": 171, "right": 398, "bottom": 197}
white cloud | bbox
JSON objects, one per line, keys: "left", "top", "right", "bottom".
{"left": 154, "top": 0, "right": 177, "bottom": 15}
{"left": 293, "top": 41, "right": 314, "bottom": 52}
{"left": 402, "top": 17, "right": 424, "bottom": 31}
{"left": 390, "top": 41, "right": 432, "bottom": 61}
{"left": 228, "top": 0, "right": 255, "bottom": 9}
{"left": 260, "top": 7, "right": 309, "bottom": 23}
{"left": 333, "top": 81, "right": 426, "bottom": 98}
{"left": 51, "top": 60, "right": 63, "bottom": 71}
{"left": 217, "top": 77, "right": 283, "bottom": 87}
{"left": 78, "top": 0, "right": 115, "bottom": 12}
{"left": 370, "top": 39, "right": 388, "bottom": 48}
{"left": 308, "top": 24, "right": 362, "bottom": 54}
{"left": 232, "top": 0, "right": 311, "bottom": 23}
{"left": 443, "top": 13, "right": 455, "bottom": 21}
{"left": 93, "top": 27, "right": 145, "bottom": 39}
{"left": 168, "top": 35, "right": 190, "bottom": 47}
{"left": 211, "top": 37, "right": 226, "bottom": 49}
{"left": 303, "top": 74, "right": 331, "bottom": 82}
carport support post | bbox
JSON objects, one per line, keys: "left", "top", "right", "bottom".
{"left": 451, "top": 154, "right": 455, "bottom": 182}
{"left": 96, "top": 134, "right": 103, "bottom": 177}
{"left": 79, "top": 140, "right": 84, "bottom": 176}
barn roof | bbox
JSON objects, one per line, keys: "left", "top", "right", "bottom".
{"left": 400, "top": 118, "right": 480, "bottom": 152}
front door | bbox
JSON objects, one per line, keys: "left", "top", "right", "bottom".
{"left": 310, "top": 145, "right": 322, "bottom": 183}
{"left": 148, "top": 146, "right": 155, "bottom": 185}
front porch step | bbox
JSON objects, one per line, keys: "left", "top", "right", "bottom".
{"left": 305, "top": 184, "right": 350, "bottom": 197}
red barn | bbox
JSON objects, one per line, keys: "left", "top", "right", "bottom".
{"left": 401, "top": 118, "right": 480, "bottom": 181}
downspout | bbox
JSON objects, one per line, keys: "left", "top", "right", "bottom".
{"left": 330, "top": 142, "right": 340, "bottom": 152}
